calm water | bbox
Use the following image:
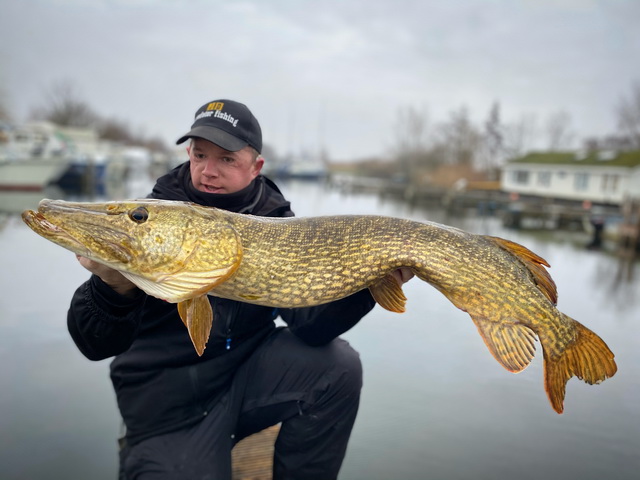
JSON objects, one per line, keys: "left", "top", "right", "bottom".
{"left": 0, "top": 172, "right": 638, "bottom": 479}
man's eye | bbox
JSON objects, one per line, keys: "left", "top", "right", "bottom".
{"left": 222, "top": 157, "right": 235, "bottom": 163}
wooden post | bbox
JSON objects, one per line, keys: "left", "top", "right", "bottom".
{"left": 618, "top": 198, "right": 639, "bottom": 261}
{"left": 231, "top": 424, "right": 281, "bottom": 480}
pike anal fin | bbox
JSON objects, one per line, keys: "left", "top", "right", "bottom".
{"left": 471, "top": 315, "right": 537, "bottom": 373}
{"left": 543, "top": 315, "right": 617, "bottom": 414}
{"left": 369, "top": 274, "right": 407, "bottom": 313}
{"left": 177, "top": 295, "right": 213, "bottom": 356}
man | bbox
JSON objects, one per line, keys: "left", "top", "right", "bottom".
{"left": 68, "top": 99, "right": 411, "bottom": 479}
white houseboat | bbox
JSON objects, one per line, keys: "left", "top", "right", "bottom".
{"left": 501, "top": 150, "right": 640, "bottom": 206}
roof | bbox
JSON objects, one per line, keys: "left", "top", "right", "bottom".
{"left": 507, "top": 150, "right": 640, "bottom": 168}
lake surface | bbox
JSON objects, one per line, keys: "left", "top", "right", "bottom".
{"left": 0, "top": 171, "right": 638, "bottom": 479}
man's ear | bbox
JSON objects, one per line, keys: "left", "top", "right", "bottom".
{"left": 253, "top": 155, "right": 265, "bottom": 176}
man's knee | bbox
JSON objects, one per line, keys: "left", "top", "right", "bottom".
{"left": 292, "top": 334, "right": 363, "bottom": 401}
{"left": 242, "top": 330, "right": 363, "bottom": 411}
{"left": 326, "top": 338, "right": 363, "bottom": 397}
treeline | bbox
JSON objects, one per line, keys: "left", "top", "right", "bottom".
{"left": 3, "top": 79, "right": 639, "bottom": 167}
{"left": 2, "top": 80, "right": 169, "bottom": 153}
{"left": 343, "top": 81, "right": 640, "bottom": 181}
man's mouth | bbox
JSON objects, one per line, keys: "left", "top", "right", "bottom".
{"left": 200, "top": 184, "right": 223, "bottom": 193}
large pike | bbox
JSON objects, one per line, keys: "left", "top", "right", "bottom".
{"left": 22, "top": 199, "right": 617, "bottom": 413}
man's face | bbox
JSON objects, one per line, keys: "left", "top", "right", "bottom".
{"left": 187, "top": 138, "right": 263, "bottom": 194}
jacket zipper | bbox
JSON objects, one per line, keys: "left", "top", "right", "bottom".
{"left": 223, "top": 299, "right": 240, "bottom": 351}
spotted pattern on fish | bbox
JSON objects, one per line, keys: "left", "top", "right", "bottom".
{"left": 21, "top": 199, "right": 617, "bottom": 413}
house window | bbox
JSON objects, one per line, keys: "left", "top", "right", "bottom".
{"left": 512, "top": 170, "right": 529, "bottom": 185}
{"left": 601, "top": 174, "right": 619, "bottom": 192}
{"left": 574, "top": 173, "right": 589, "bottom": 191}
{"left": 537, "top": 171, "right": 551, "bottom": 187}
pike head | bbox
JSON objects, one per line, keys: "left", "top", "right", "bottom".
{"left": 22, "top": 199, "right": 243, "bottom": 355}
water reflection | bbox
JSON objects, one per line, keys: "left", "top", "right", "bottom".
{"left": 0, "top": 186, "right": 66, "bottom": 214}
{"left": 0, "top": 173, "right": 638, "bottom": 480}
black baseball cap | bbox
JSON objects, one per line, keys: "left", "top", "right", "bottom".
{"left": 176, "top": 99, "right": 262, "bottom": 153}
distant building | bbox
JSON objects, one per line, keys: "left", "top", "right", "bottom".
{"left": 501, "top": 151, "right": 640, "bottom": 205}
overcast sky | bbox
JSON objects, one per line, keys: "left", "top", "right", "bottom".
{"left": 1, "top": 0, "right": 639, "bottom": 160}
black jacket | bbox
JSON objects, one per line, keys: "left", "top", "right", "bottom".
{"left": 67, "top": 163, "right": 375, "bottom": 445}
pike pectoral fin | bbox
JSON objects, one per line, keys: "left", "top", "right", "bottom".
{"left": 543, "top": 315, "right": 617, "bottom": 414}
{"left": 471, "top": 316, "right": 537, "bottom": 373}
{"left": 369, "top": 274, "right": 407, "bottom": 313}
{"left": 177, "top": 295, "right": 213, "bottom": 356}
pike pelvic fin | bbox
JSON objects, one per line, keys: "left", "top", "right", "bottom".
{"left": 177, "top": 295, "right": 213, "bottom": 356}
{"left": 543, "top": 314, "right": 617, "bottom": 414}
{"left": 488, "top": 236, "right": 558, "bottom": 305}
{"left": 369, "top": 274, "right": 407, "bottom": 313}
{"left": 471, "top": 315, "right": 537, "bottom": 373}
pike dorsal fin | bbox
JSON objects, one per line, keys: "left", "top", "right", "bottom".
{"left": 488, "top": 236, "right": 558, "bottom": 305}
{"left": 369, "top": 274, "right": 407, "bottom": 313}
{"left": 471, "top": 315, "right": 537, "bottom": 373}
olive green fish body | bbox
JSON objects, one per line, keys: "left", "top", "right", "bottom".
{"left": 21, "top": 199, "right": 617, "bottom": 413}
{"left": 218, "top": 212, "right": 569, "bottom": 361}
{"left": 211, "top": 214, "right": 442, "bottom": 306}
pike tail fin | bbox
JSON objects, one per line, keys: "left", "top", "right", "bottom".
{"left": 543, "top": 315, "right": 617, "bottom": 413}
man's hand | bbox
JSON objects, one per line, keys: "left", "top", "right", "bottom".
{"left": 76, "top": 255, "right": 138, "bottom": 297}
{"left": 391, "top": 267, "right": 414, "bottom": 286}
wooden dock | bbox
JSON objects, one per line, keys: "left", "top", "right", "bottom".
{"left": 232, "top": 424, "right": 280, "bottom": 480}
{"left": 501, "top": 200, "right": 594, "bottom": 230}
{"left": 618, "top": 198, "right": 640, "bottom": 261}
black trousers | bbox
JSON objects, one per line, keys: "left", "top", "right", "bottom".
{"left": 118, "top": 329, "right": 363, "bottom": 480}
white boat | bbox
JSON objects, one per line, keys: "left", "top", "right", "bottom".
{"left": 0, "top": 122, "right": 72, "bottom": 191}
{"left": 0, "top": 121, "right": 126, "bottom": 192}
{"left": 267, "top": 150, "right": 329, "bottom": 180}
{"left": 0, "top": 156, "right": 69, "bottom": 191}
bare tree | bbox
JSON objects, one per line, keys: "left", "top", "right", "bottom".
{"left": 392, "top": 105, "right": 430, "bottom": 179}
{"left": 483, "top": 101, "right": 504, "bottom": 170}
{"left": 29, "top": 79, "right": 98, "bottom": 127}
{"left": 545, "top": 110, "right": 574, "bottom": 150}
{"left": 0, "top": 83, "right": 11, "bottom": 122}
{"left": 437, "top": 105, "right": 482, "bottom": 166}
{"left": 617, "top": 81, "right": 640, "bottom": 149}
{"left": 24, "top": 80, "right": 169, "bottom": 152}
{"left": 97, "top": 117, "right": 134, "bottom": 144}
{"left": 503, "top": 113, "right": 538, "bottom": 159}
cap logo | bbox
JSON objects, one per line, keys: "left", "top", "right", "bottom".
{"left": 194, "top": 101, "right": 239, "bottom": 127}
{"left": 206, "top": 102, "right": 224, "bottom": 111}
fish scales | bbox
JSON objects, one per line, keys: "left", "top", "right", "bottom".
{"left": 21, "top": 198, "right": 617, "bottom": 413}
{"left": 212, "top": 215, "right": 430, "bottom": 306}
{"left": 215, "top": 213, "right": 580, "bottom": 362}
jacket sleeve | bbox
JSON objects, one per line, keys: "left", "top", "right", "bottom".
{"left": 67, "top": 275, "right": 147, "bottom": 361}
{"left": 280, "top": 289, "right": 376, "bottom": 346}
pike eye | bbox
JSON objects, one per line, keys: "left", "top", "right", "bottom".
{"left": 129, "top": 207, "right": 149, "bottom": 224}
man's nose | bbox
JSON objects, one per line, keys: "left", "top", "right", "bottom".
{"left": 201, "top": 159, "right": 218, "bottom": 176}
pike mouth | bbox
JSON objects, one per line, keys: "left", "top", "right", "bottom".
{"left": 22, "top": 209, "right": 91, "bottom": 255}
{"left": 21, "top": 206, "right": 133, "bottom": 264}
